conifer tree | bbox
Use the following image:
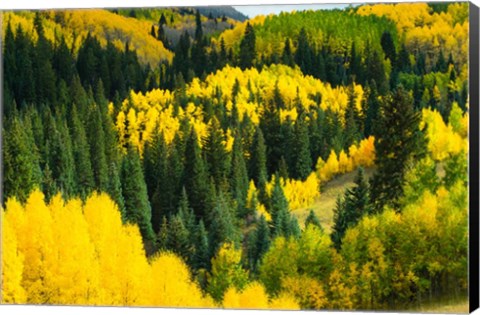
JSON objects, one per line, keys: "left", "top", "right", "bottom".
{"left": 295, "top": 28, "right": 313, "bottom": 75}
{"left": 293, "top": 114, "right": 312, "bottom": 180}
{"left": 305, "top": 210, "right": 322, "bottom": 230}
{"left": 230, "top": 134, "right": 250, "bottom": 217}
{"left": 184, "top": 129, "right": 210, "bottom": 218}
{"left": 106, "top": 161, "right": 125, "bottom": 219}
{"left": 281, "top": 38, "right": 295, "bottom": 67}
{"left": 370, "top": 87, "right": 426, "bottom": 213}
{"left": 249, "top": 215, "right": 271, "bottom": 271}
{"left": 3, "top": 116, "right": 42, "bottom": 202}
{"left": 250, "top": 127, "right": 268, "bottom": 191}
{"left": 239, "top": 22, "right": 256, "bottom": 69}
{"left": 208, "top": 192, "right": 240, "bottom": 257}
{"left": 69, "top": 104, "right": 94, "bottom": 197}
{"left": 87, "top": 105, "right": 109, "bottom": 191}
{"left": 193, "top": 219, "right": 210, "bottom": 271}
{"left": 203, "top": 118, "right": 230, "bottom": 187}
{"left": 167, "top": 215, "right": 190, "bottom": 261}
{"left": 121, "top": 145, "right": 156, "bottom": 242}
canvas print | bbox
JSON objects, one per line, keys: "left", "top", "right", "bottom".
{"left": 0, "top": 1, "right": 476, "bottom": 312}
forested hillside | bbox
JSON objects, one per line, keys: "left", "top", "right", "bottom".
{"left": 1, "top": 2, "right": 469, "bottom": 311}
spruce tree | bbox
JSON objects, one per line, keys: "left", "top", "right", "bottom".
{"left": 281, "top": 38, "right": 295, "bottom": 67}
{"left": 167, "top": 215, "right": 191, "bottom": 261}
{"left": 380, "top": 31, "right": 396, "bottom": 64}
{"left": 370, "top": 86, "right": 427, "bottom": 213}
{"left": 249, "top": 215, "right": 271, "bottom": 271}
{"left": 194, "top": 219, "right": 210, "bottom": 270}
{"left": 203, "top": 117, "right": 230, "bottom": 187}
{"left": 250, "top": 127, "right": 268, "bottom": 190}
{"left": 107, "top": 161, "right": 125, "bottom": 219}
{"left": 208, "top": 192, "right": 240, "bottom": 257}
{"left": 184, "top": 129, "right": 210, "bottom": 218}
{"left": 293, "top": 114, "right": 313, "bottom": 180}
{"left": 305, "top": 210, "right": 322, "bottom": 230}
{"left": 230, "top": 134, "right": 250, "bottom": 217}
{"left": 332, "top": 167, "right": 371, "bottom": 249}
{"left": 295, "top": 28, "right": 313, "bottom": 75}
{"left": 121, "top": 145, "right": 156, "bottom": 242}
{"left": 239, "top": 22, "right": 256, "bottom": 69}
{"left": 86, "top": 104, "right": 109, "bottom": 191}
{"left": 69, "top": 104, "right": 95, "bottom": 197}
{"left": 3, "top": 115, "right": 42, "bottom": 202}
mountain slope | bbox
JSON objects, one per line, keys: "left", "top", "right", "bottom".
{"left": 3, "top": 10, "right": 173, "bottom": 65}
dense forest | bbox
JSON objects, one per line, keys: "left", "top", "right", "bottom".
{"left": 1, "top": 2, "right": 469, "bottom": 310}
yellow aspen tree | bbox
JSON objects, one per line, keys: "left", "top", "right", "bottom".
{"left": 48, "top": 195, "right": 100, "bottom": 305}
{"left": 150, "top": 252, "right": 211, "bottom": 307}
{"left": 19, "top": 190, "right": 57, "bottom": 304}
{"left": 1, "top": 209, "right": 26, "bottom": 303}
{"left": 83, "top": 192, "right": 125, "bottom": 305}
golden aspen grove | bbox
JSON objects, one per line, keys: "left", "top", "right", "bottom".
{"left": 1, "top": 2, "right": 471, "bottom": 312}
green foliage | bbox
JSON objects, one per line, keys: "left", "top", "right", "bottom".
{"left": 370, "top": 86, "right": 427, "bottom": 213}
{"left": 207, "top": 243, "right": 249, "bottom": 302}
{"left": 121, "top": 145, "right": 155, "bottom": 242}
{"left": 239, "top": 22, "right": 256, "bottom": 69}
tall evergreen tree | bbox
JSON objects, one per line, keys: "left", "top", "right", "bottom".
{"left": 3, "top": 115, "right": 42, "bottom": 202}
{"left": 121, "top": 145, "right": 156, "bottom": 242}
{"left": 239, "top": 22, "right": 256, "bottom": 70}
{"left": 380, "top": 31, "right": 396, "bottom": 64}
{"left": 248, "top": 215, "right": 271, "bottom": 271}
{"left": 69, "top": 104, "right": 94, "bottom": 197}
{"left": 293, "top": 114, "right": 313, "bottom": 180}
{"left": 281, "top": 38, "right": 295, "bottom": 67}
{"left": 332, "top": 167, "right": 371, "bottom": 249}
{"left": 184, "top": 129, "right": 210, "bottom": 218}
{"left": 208, "top": 192, "right": 240, "bottom": 257}
{"left": 230, "top": 134, "right": 250, "bottom": 217}
{"left": 250, "top": 127, "right": 268, "bottom": 191}
{"left": 194, "top": 219, "right": 210, "bottom": 270}
{"left": 87, "top": 104, "right": 109, "bottom": 191}
{"left": 370, "top": 86, "right": 427, "bottom": 213}
{"left": 295, "top": 28, "right": 313, "bottom": 75}
{"left": 203, "top": 117, "right": 230, "bottom": 187}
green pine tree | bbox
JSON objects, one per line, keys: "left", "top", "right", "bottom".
{"left": 121, "top": 145, "right": 156, "bottom": 242}
{"left": 370, "top": 87, "right": 427, "bottom": 213}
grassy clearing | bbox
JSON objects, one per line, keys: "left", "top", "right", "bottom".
{"left": 409, "top": 296, "right": 469, "bottom": 313}
{"left": 292, "top": 167, "right": 375, "bottom": 233}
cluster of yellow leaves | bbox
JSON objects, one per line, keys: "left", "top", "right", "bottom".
{"left": 3, "top": 10, "right": 173, "bottom": 65}
{"left": 316, "top": 136, "right": 375, "bottom": 182}
{"left": 420, "top": 105, "right": 468, "bottom": 161}
{"left": 116, "top": 65, "right": 361, "bottom": 154}
{"left": 264, "top": 173, "right": 320, "bottom": 210}
{"left": 1, "top": 190, "right": 212, "bottom": 307}
{"left": 357, "top": 3, "right": 468, "bottom": 73}
{"left": 222, "top": 282, "right": 299, "bottom": 310}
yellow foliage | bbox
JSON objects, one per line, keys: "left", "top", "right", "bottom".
{"left": 269, "top": 292, "right": 301, "bottom": 310}
{"left": 265, "top": 173, "right": 320, "bottom": 210}
{"left": 2, "top": 191, "right": 214, "bottom": 307}
{"left": 117, "top": 65, "right": 361, "bottom": 154}
{"left": 223, "top": 282, "right": 270, "bottom": 309}
{"left": 282, "top": 275, "right": 327, "bottom": 309}
{"left": 420, "top": 108, "right": 466, "bottom": 160}
{"left": 317, "top": 137, "right": 376, "bottom": 183}
{"left": 3, "top": 10, "right": 173, "bottom": 66}
{"left": 357, "top": 3, "right": 468, "bottom": 72}
{"left": 150, "top": 252, "right": 212, "bottom": 307}
{"left": 1, "top": 208, "right": 27, "bottom": 304}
